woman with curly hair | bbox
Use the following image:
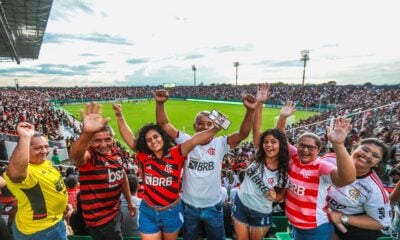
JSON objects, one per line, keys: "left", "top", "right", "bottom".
{"left": 232, "top": 83, "right": 290, "bottom": 240}
{"left": 113, "top": 104, "right": 220, "bottom": 240}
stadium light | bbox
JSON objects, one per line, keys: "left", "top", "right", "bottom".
{"left": 300, "top": 50, "right": 310, "bottom": 86}
{"left": 14, "top": 79, "right": 19, "bottom": 90}
{"left": 233, "top": 61, "right": 239, "bottom": 86}
{"left": 319, "top": 92, "right": 326, "bottom": 113}
{"left": 192, "top": 64, "right": 196, "bottom": 86}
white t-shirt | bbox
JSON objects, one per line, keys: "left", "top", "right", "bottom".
{"left": 327, "top": 170, "right": 392, "bottom": 227}
{"left": 238, "top": 161, "right": 283, "bottom": 214}
{"left": 177, "top": 131, "right": 230, "bottom": 207}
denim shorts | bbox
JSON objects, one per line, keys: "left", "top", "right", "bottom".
{"left": 138, "top": 199, "right": 184, "bottom": 234}
{"left": 292, "top": 222, "right": 333, "bottom": 240}
{"left": 232, "top": 195, "right": 272, "bottom": 227}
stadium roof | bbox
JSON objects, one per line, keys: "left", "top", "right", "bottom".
{"left": 0, "top": 0, "right": 53, "bottom": 64}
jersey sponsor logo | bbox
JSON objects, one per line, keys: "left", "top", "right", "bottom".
{"left": 326, "top": 195, "right": 346, "bottom": 209}
{"left": 207, "top": 147, "right": 216, "bottom": 156}
{"left": 188, "top": 159, "right": 214, "bottom": 171}
{"left": 108, "top": 169, "right": 124, "bottom": 183}
{"left": 246, "top": 164, "right": 270, "bottom": 193}
{"left": 288, "top": 181, "right": 305, "bottom": 196}
{"left": 378, "top": 207, "right": 386, "bottom": 220}
{"left": 145, "top": 174, "right": 172, "bottom": 186}
{"left": 355, "top": 181, "right": 371, "bottom": 194}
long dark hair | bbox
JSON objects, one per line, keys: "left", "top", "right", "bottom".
{"left": 134, "top": 123, "right": 175, "bottom": 155}
{"left": 255, "top": 128, "right": 289, "bottom": 188}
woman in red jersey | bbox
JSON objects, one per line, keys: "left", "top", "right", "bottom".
{"left": 113, "top": 104, "right": 221, "bottom": 240}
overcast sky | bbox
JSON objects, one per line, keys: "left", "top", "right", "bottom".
{"left": 1, "top": 0, "right": 399, "bottom": 87}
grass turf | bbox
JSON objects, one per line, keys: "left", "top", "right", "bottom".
{"left": 61, "top": 99, "right": 317, "bottom": 148}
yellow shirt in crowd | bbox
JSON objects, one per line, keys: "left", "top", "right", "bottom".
{"left": 5, "top": 160, "right": 67, "bottom": 235}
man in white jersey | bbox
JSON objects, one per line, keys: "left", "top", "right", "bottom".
{"left": 155, "top": 89, "right": 257, "bottom": 240}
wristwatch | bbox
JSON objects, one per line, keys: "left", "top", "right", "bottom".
{"left": 340, "top": 214, "right": 349, "bottom": 226}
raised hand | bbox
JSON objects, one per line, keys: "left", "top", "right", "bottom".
{"left": 280, "top": 101, "right": 296, "bottom": 118}
{"left": 242, "top": 94, "right": 258, "bottom": 110}
{"left": 154, "top": 89, "right": 169, "bottom": 103}
{"left": 256, "top": 83, "right": 271, "bottom": 103}
{"left": 112, "top": 104, "right": 123, "bottom": 118}
{"left": 16, "top": 122, "right": 35, "bottom": 137}
{"left": 326, "top": 118, "right": 352, "bottom": 144}
{"left": 79, "top": 102, "right": 110, "bottom": 134}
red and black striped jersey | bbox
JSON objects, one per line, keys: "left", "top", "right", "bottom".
{"left": 78, "top": 147, "right": 124, "bottom": 228}
{"left": 136, "top": 145, "right": 185, "bottom": 206}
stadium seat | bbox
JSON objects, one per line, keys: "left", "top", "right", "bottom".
{"left": 67, "top": 236, "right": 93, "bottom": 240}
{"left": 377, "top": 237, "right": 393, "bottom": 240}
{"left": 123, "top": 237, "right": 141, "bottom": 240}
{"left": 275, "top": 232, "right": 292, "bottom": 240}
{"left": 263, "top": 238, "right": 277, "bottom": 240}
{"left": 269, "top": 215, "right": 290, "bottom": 235}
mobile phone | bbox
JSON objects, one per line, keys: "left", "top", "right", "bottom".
{"left": 209, "top": 110, "right": 231, "bottom": 130}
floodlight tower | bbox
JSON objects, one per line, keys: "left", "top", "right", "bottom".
{"left": 192, "top": 64, "right": 197, "bottom": 86}
{"left": 14, "top": 79, "right": 19, "bottom": 90}
{"left": 300, "top": 50, "right": 310, "bottom": 86}
{"left": 233, "top": 61, "right": 239, "bottom": 86}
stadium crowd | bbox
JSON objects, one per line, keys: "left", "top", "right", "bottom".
{"left": 0, "top": 83, "right": 400, "bottom": 240}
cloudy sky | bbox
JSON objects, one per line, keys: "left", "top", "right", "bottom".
{"left": 1, "top": 0, "right": 400, "bottom": 87}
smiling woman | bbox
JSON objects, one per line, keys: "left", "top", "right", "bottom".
{"left": 326, "top": 138, "right": 391, "bottom": 240}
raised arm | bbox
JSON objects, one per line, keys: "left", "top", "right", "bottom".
{"left": 70, "top": 102, "right": 110, "bottom": 166}
{"left": 113, "top": 104, "right": 137, "bottom": 150}
{"left": 390, "top": 181, "right": 400, "bottom": 207}
{"left": 227, "top": 94, "right": 257, "bottom": 148}
{"left": 155, "top": 89, "right": 179, "bottom": 139}
{"left": 327, "top": 118, "right": 356, "bottom": 187}
{"left": 253, "top": 83, "right": 270, "bottom": 148}
{"left": 181, "top": 125, "right": 221, "bottom": 156}
{"left": 276, "top": 101, "right": 296, "bottom": 132}
{"left": 6, "top": 122, "right": 34, "bottom": 183}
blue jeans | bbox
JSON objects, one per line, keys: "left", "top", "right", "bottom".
{"left": 183, "top": 201, "right": 225, "bottom": 240}
{"left": 12, "top": 219, "right": 66, "bottom": 240}
{"left": 292, "top": 222, "right": 334, "bottom": 240}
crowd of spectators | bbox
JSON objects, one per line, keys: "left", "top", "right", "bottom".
{"left": 0, "top": 83, "right": 399, "bottom": 239}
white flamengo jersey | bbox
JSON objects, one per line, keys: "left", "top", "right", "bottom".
{"left": 327, "top": 170, "right": 391, "bottom": 227}
{"left": 238, "top": 161, "right": 283, "bottom": 214}
{"left": 285, "top": 154, "right": 336, "bottom": 229}
{"left": 176, "top": 132, "right": 230, "bottom": 207}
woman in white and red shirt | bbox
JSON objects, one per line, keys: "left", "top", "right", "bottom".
{"left": 278, "top": 102, "right": 356, "bottom": 240}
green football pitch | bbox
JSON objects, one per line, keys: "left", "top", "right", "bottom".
{"left": 61, "top": 99, "right": 317, "bottom": 147}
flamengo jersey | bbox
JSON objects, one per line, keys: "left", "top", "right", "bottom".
{"left": 5, "top": 160, "right": 67, "bottom": 235}
{"left": 177, "top": 132, "right": 230, "bottom": 207}
{"left": 285, "top": 154, "right": 335, "bottom": 229}
{"left": 327, "top": 170, "right": 391, "bottom": 227}
{"left": 136, "top": 145, "right": 185, "bottom": 206}
{"left": 78, "top": 147, "right": 124, "bottom": 228}
{"left": 238, "top": 161, "right": 283, "bottom": 214}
